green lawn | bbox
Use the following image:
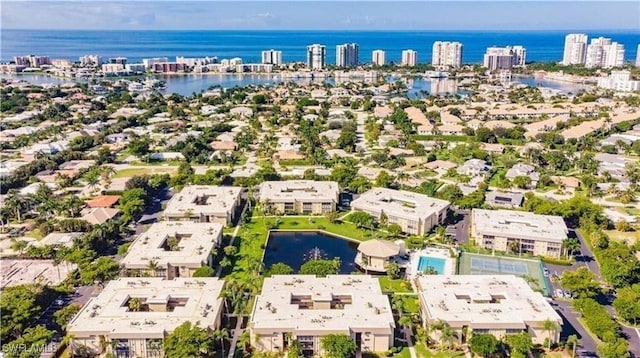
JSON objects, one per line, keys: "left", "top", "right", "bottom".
{"left": 604, "top": 229, "right": 640, "bottom": 245}
{"left": 26, "top": 228, "right": 45, "bottom": 240}
{"left": 113, "top": 167, "right": 177, "bottom": 178}
{"left": 415, "top": 344, "right": 464, "bottom": 357}
{"left": 278, "top": 159, "right": 313, "bottom": 166}
{"left": 379, "top": 277, "right": 413, "bottom": 293}
{"left": 263, "top": 216, "right": 377, "bottom": 242}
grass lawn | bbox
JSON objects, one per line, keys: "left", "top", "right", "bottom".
{"left": 265, "top": 216, "right": 376, "bottom": 242}
{"left": 604, "top": 229, "right": 640, "bottom": 245}
{"left": 26, "top": 228, "right": 45, "bottom": 240}
{"left": 415, "top": 343, "right": 464, "bottom": 357}
{"left": 278, "top": 159, "right": 313, "bottom": 166}
{"left": 379, "top": 277, "right": 413, "bottom": 293}
{"left": 113, "top": 167, "right": 177, "bottom": 178}
{"left": 395, "top": 294, "right": 420, "bottom": 314}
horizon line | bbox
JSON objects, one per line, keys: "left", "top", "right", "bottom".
{"left": 3, "top": 28, "right": 640, "bottom": 32}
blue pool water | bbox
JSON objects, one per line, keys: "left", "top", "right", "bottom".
{"left": 417, "top": 256, "right": 446, "bottom": 274}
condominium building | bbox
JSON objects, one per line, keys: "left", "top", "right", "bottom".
{"left": 401, "top": 49, "right": 418, "bottom": 67}
{"left": 636, "top": 44, "right": 640, "bottom": 67}
{"left": 108, "top": 57, "right": 128, "bottom": 65}
{"left": 307, "top": 44, "right": 326, "bottom": 69}
{"left": 586, "top": 37, "right": 625, "bottom": 68}
{"left": 250, "top": 275, "right": 395, "bottom": 355}
{"left": 162, "top": 185, "right": 242, "bottom": 225}
{"left": 483, "top": 46, "right": 526, "bottom": 71}
{"left": 561, "top": 33, "right": 588, "bottom": 65}
{"left": 350, "top": 188, "right": 450, "bottom": 236}
{"left": 432, "top": 41, "right": 463, "bottom": 68}
{"left": 372, "top": 50, "right": 386, "bottom": 66}
{"left": 416, "top": 275, "right": 562, "bottom": 345}
{"left": 68, "top": 278, "right": 225, "bottom": 358}
{"left": 257, "top": 180, "right": 340, "bottom": 214}
{"left": 13, "top": 55, "right": 51, "bottom": 67}
{"left": 79, "top": 54, "right": 102, "bottom": 67}
{"left": 597, "top": 70, "right": 640, "bottom": 92}
{"left": 470, "top": 209, "right": 568, "bottom": 258}
{"left": 121, "top": 221, "right": 223, "bottom": 279}
{"left": 336, "top": 43, "right": 359, "bottom": 67}
{"left": 261, "top": 49, "right": 282, "bottom": 65}
{"left": 142, "top": 57, "right": 169, "bottom": 69}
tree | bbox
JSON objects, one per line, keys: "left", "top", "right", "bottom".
{"left": 223, "top": 245, "right": 238, "bottom": 257}
{"left": 613, "top": 284, "right": 640, "bottom": 325}
{"left": 436, "top": 184, "right": 463, "bottom": 203}
{"left": 1, "top": 284, "right": 42, "bottom": 342}
{"left": 128, "top": 137, "right": 151, "bottom": 157}
{"left": 505, "top": 332, "right": 533, "bottom": 358}
{"left": 53, "top": 304, "right": 81, "bottom": 330}
{"left": 374, "top": 171, "right": 395, "bottom": 188}
{"left": 469, "top": 334, "right": 499, "bottom": 358}
{"left": 560, "top": 267, "right": 600, "bottom": 298}
{"left": 193, "top": 266, "right": 215, "bottom": 277}
{"left": 267, "top": 262, "right": 294, "bottom": 276}
{"left": 429, "top": 320, "right": 457, "bottom": 350}
{"left": 566, "top": 334, "right": 579, "bottom": 358}
{"left": 3, "top": 325, "right": 55, "bottom": 358}
{"left": 164, "top": 322, "right": 215, "bottom": 358}
{"left": 615, "top": 220, "right": 632, "bottom": 232}
{"left": 597, "top": 337, "right": 630, "bottom": 358}
{"left": 386, "top": 262, "right": 401, "bottom": 279}
{"left": 349, "top": 211, "right": 374, "bottom": 229}
{"left": 349, "top": 176, "right": 372, "bottom": 194}
{"left": 128, "top": 297, "right": 142, "bottom": 312}
{"left": 213, "top": 328, "right": 229, "bottom": 358}
{"left": 330, "top": 164, "right": 358, "bottom": 188}
{"left": 542, "top": 319, "right": 558, "bottom": 349}
{"left": 385, "top": 223, "right": 403, "bottom": 239}
{"left": 562, "top": 237, "right": 581, "bottom": 259}
{"left": 299, "top": 259, "right": 340, "bottom": 277}
{"left": 512, "top": 175, "right": 532, "bottom": 189}
{"left": 320, "top": 334, "right": 357, "bottom": 358}
{"left": 79, "top": 257, "right": 120, "bottom": 285}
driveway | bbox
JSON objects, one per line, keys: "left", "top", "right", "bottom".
{"left": 554, "top": 300, "right": 599, "bottom": 356}
{"left": 448, "top": 209, "right": 470, "bottom": 244}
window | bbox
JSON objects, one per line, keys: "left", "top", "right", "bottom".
{"left": 302, "top": 203, "right": 312, "bottom": 213}
{"left": 284, "top": 202, "right": 294, "bottom": 211}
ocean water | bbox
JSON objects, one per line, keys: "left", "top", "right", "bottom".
{"left": 2, "top": 29, "right": 639, "bottom": 64}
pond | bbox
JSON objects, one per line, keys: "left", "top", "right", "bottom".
{"left": 263, "top": 231, "right": 359, "bottom": 274}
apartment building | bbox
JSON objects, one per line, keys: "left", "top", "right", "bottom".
{"left": 432, "top": 41, "right": 463, "bottom": 68}
{"left": 68, "top": 278, "right": 225, "bottom": 358}
{"left": 14, "top": 55, "right": 51, "bottom": 67}
{"left": 597, "top": 70, "right": 640, "bottom": 92}
{"left": 401, "top": 49, "right": 418, "bottom": 67}
{"left": 261, "top": 49, "right": 283, "bottom": 65}
{"left": 163, "top": 185, "right": 242, "bottom": 224}
{"left": 416, "top": 275, "right": 562, "bottom": 345}
{"left": 257, "top": 180, "right": 339, "bottom": 214}
{"left": 350, "top": 188, "right": 450, "bottom": 236}
{"left": 636, "top": 44, "right": 640, "bottom": 67}
{"left": 586, "top": 37, "right": 625, "bottom": 68}
{"left": 471, "top": 209, "right": 568, "bottom": 258}
{"left": 372, "top": 50, "right": 386, "bottom": 66}
{"left": 250, "top": 275, "right": 395, "bottom": 355}
{"left": 562, "top": 34, "right": 588, "bottom": 65}
{"left": 483, "top": 46, "right": 525, "bottom": 70}
{"left": 121, "top": 221, "right": 223, "bottom": 279}
{"left": 142, "top": 57, "right": 169, "bottom": 69}
{"left": 336, "top": 43, "right": 359, "bottom": 67}
{"left": 79, "top": 55, "right": 102, "bottom": 67}
{"left": 307, "top": 44, "right": 326, "bottom": 69}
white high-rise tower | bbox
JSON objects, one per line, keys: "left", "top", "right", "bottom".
{"left": 432, "top": 41, "right": 463, "bottom": 68}
{"left": 336, "top": 43, "right": 359, "bottom": 67}
{"left": 261, "top": 49, "right": 282, "bottom": 65}
{"left": 562, "top": 34, "right": 588, "bottom": 65}
{"left": 401, "top": 49, "right": 418, "bottom": 67}
{"left": 372, "top": 50, "right": 386, "bottom": 66}
{"left": 306, "top": 44, "right": 326, "bottom": 69}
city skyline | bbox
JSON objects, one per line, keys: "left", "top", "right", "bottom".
{"left": 2, "top": 1, "right": 639, "bottom": 31}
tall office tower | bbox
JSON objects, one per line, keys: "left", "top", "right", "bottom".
{"left": 401, "top": 49, "right": 418, "bottom": 67}
{"left": 431, "top": 41, "right": 463, "bottom": 67}
{"left": 562, "top": 33, "right": 588, "bottom": 65}
{"left": 372, "top": 50, "right": 386, "bottom": 66}
{"left": 336, "top": 43, "right": 359, "bottom": 67}
{"left": 636, "top": 44, "right": 640, "bottom": 67}
{"left": 261, "top": 49, "right": 282, "bottom": 65}
{"left": 482, "top": 46, "right": 526, "bottom": 70}
{"left": 306, "top": 44, "right": 326, "bottom": 69}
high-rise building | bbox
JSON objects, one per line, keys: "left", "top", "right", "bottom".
{"left": 586, "top": 37, "right": 625, "bottom": 68}
{"left": 432, "top": 41, "right": 463, "bottom": 68}
{"left": 482, "top": 46, "right": 526, "bottom": 71}
{"left": 372, "top": 50, "right": 386, "bottom": 66}
{"left": 261, "top": 49, "right": 282, "bottom": 65}
{"left": 142, "top": 57, "right": 169, "bottom": 69}
{"left": 307, "top": 44, "right": 326, "bottom": 70}
{"left": 636, "top": 44, "right": 640, "bottom": 67}
{"left": 13, "top": 55, "right": 51, "bottom": 68}
{"left": 562, "top": 34, "right": 588, "bottom": 65}
{"left": 79, "top": 55, "right": 102, "bottom": 67}
{"left": 336, "top": 43, "right": 359, "bottom": 67}
{"left": 108, "top": 57, "right": 128, "bottom": 65}
{"left": 401, "top": 49, "right": 418, "bottom": 67}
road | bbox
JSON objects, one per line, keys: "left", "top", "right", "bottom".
{"left": 448, "top": 209, "right": 470, "bottom": 244}
{"left": 355, "top": 111, "right": 370, "bottom": 155}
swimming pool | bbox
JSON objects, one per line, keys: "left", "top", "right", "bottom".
{"left": 417, "top": 256, "right": 446, "bottom": 274}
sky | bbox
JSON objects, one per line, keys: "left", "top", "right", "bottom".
{"left": 1, "top": 1, "right": 639, "bottom": 31}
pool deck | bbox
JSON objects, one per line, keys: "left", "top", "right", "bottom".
{"left": 406, "top": 247, "right": 457, "bottom": 278}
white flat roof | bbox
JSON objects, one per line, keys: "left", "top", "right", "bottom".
{"left": 472, "top": 209, "right": 568, "bottom": 243}
{"left": 67, "top": 278, "right": 225, "bottom": 338}
{"left": 351, "top": 188, "right": 450, "bottom": 219}
{"left": 251, "top": 275, "right": 395, "bottom": 334}
{"left": 163, "top": 185, "right": 241, "bottom": 217}
{"left": 121, "top": 221, "right": 222, "bottom": 269}
{"left": 416, "top": 275, "right": 561, "bottom": 328}
{"left": 1, "top": 259, "right": 77, "bottom": 288}
{"left": 258, "top": 180, "right": 339, "bottom": 203}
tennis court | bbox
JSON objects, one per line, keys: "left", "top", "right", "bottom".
{"left": 458, "top": 252, "right": 550, "bottom": 296}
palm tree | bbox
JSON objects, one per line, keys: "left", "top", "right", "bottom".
{"left": 542, "top": 319, "right": 557, "bottom": 349}
{"left": 128, "top": 297, "right": 142, "bottom": 312}
{"left": 213, "top": 328, "right": 229, "bottom": 358}
{"left": 146, "top": 260, "right": 158, "bottom": 277}
{"left": 566, "top": 334, "right": 579, "bottom": 358}
{"left": 562, "top": 238, "right": 580, "bottom": 259}
{"left": 237, "top": 330, "right": 252, "bottom": 355}
{"left": 398, "top": 316, "right": 414, "bottom": 342}
{"left": 4, "top": 190, "right": 26, "bottom": 223}
{"left": 11, "top": 239, "right": 28, "bottom": 256}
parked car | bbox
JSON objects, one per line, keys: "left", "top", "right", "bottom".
{"left": 555, "top": 289, "right": 564, "bottom": 298}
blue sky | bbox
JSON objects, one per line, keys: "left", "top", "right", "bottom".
{"left": 2, "top": 1, "right": 639, "bottom": 30}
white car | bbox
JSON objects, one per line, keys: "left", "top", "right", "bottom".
{"left": 555, "top": 289, "right": 564, "bottom": 298}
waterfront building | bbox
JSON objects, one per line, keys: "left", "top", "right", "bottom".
{"left": 432, "top": 41, "right": 463, "bottom": 68}
{"left": 482, "top": 46, "right": 525, "bottom": 71}
{"left": 561, "top": 33, "right": 588, "bottom": 65}
{"left": 125, "top": 63, "right": 145, "bottom": 73}
{"left": 372, "top": 50, "right": 386, "bottom": 66}
{"left": 51, "top": 59, "right": 73, "bottom": 69}
{"left": 416, "top": 275, "right": 562, "bottom": 345}
{"left": 350, "top": 188, "right": 450, "bottom": 236}
{"left": 163, "top": 185, "right": 242, "bottom": 225}
{"left": 142, "top": 57, "right": 168, "bottom": 69}
{"left": 13, "top": 55, "right": 51, "bottom": 68}
{"left": 250, "top": 275, "right": 395, "bottom": 355}
{"left": 151, "top": 62, "right": 186, "bottom": 73}
{"left": 261, "top": 49, "right": 282, "bottom": 65}
{"left": 79, "top": 54, "right": 102, "bottom": 67}
{"left": 236, "top": 63, "right": 273, "bottom": 73}
{"left": 401, "top": 49, "right": 418, "bottom": 66}
{"left": 470, "top": 209, "right": 568, "bottom": 258}
{"left": 176, "top": 56, "right": 217, "bottom": 67}
{"left": 597, "top": 70, "right": 640, "bottom": 92}
{"left": 307, "top": 44, "right": 326, "bottom": 69}
{"left": 336, "top": 43, "right": 359, "bottom": 67}
{"left": 120, "top": 221, "right": 223, "bottom": 279}
{"left": 101, "top": 63, "right": 125, "bottom": 74}
{"left": 68, "top": 278, "right": 225, "bottom": 358}
{"left": 637, "top": 44, "right": 640, "bottom": 67}
{"left": 257, "top": 180, "right": 339, "bottom": 214}
{"left": 108, "top": 57, "right": 127, "bottom": 65}
{"left": 586, "top": 37, "right": 625, "bottom": 68}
